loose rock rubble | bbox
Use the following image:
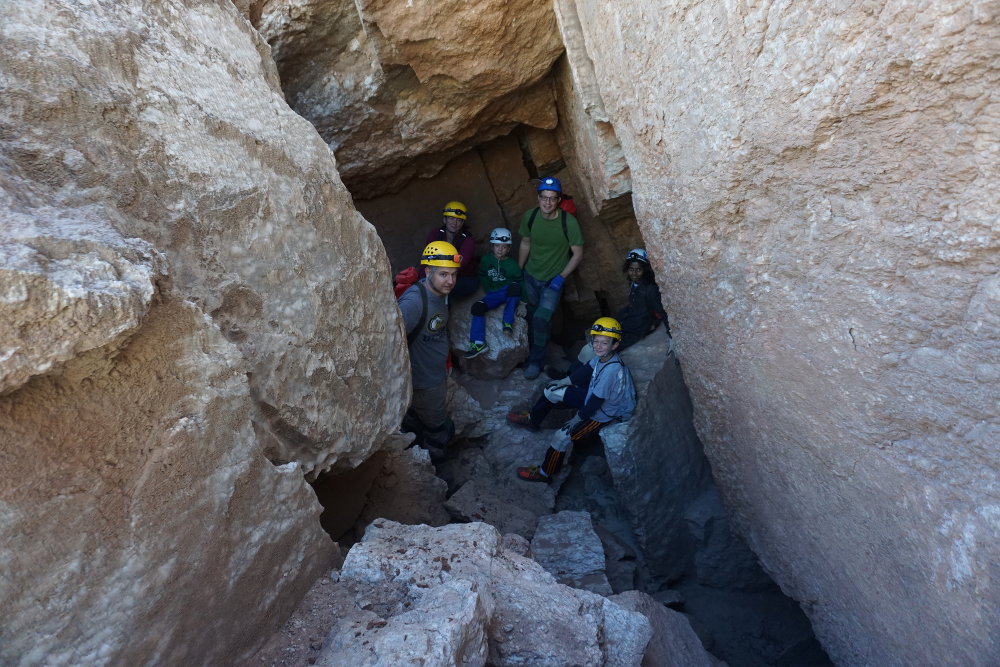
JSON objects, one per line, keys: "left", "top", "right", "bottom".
{"left": 330, "top": 520, "right": 652, "bottom": 666}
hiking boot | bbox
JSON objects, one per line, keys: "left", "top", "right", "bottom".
{"left": 523, "top": 363, "right": 541, "bottom": 380}
{"left": 502, "top": 322, "right": 514, "bottom": 336}
{"left": 464, "top": 341, "right": 488, "bottom": 359}
{"left": 516, "top": 466, "right": 549, "bottom": 482}
{"left": 506, "top": 411, "right": 539, "bottom": 432}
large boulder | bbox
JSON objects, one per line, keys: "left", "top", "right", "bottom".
{"left": 561, "top": 1, "right": 1000, "bottom": 663}
{"left": 2, "top": 0, "right": 407, "bottom": 479}
{"left": 333, "top": 520, "right": 652, "bottom": 666}
{"left": 1, "top": 0, "right": 406, "bottom": 661}
{"left": 449, "top": 296, "right": 529, "bottom": 380}
{"left": 602, "top": 328, "right": 711, "bottom": 583}
{"left": 609, "top": 591, "right": 719, "bottom": 667}
{"left": 0, "top": 298, "right": 335, "bottom": 665}
{"left": 259, "top": 0, "right": 565, "bottom": 197}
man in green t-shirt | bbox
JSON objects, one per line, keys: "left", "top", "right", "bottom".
{"left": 517, "top": 176, "right": 584, "bottom": 379}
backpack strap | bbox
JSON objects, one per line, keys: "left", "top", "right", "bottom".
{"left": 527, "top": 207, "right": 539, "bottom": 234}
{"left": 527, "top": 207, "right": 571, "bottom": 244}
{"left": 405, "top": 282, "right": 429, "bottom": 345}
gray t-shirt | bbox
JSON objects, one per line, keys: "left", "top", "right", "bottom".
{"left": 398, "top": 281, "right": 449, "bottom": 390}
{"left": 585, "top": 353, "right": 636, "bottom": 422}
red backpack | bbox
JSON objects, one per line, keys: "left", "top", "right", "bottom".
{"left": 559, "top": 193, "right": 577, "bottom": 215}
{"left": 393, "top": 266, "right": 420, "bottom": 298}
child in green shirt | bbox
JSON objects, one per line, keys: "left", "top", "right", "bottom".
{"left": 465, "top": 228, "right": 522, "bottom": 359}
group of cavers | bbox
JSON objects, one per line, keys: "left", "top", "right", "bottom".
{"left": 397, "top": 177, "right": 671, "bottom": 483}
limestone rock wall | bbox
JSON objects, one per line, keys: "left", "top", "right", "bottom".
{"left": 0, "top": 298, "right": 333, "bottom": 665}
{"left": 562, "top": 1, "right": 1000, "bottom": 664}
{"left": 259, "top": 0, "right": 565, "bottom": 197}
{"left": 2, "top": 0, "right": 408, "bottom": 662}
{"left": 3, "top": 0, "right": 407, "bottom": 476}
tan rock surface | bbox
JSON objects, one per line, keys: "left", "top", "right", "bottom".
{"left": 2, "top": 0, "right": 408, "bottom": 478}
{"left": 565, "top": 1, "right": 1000, "bottom": 663}
{"left": 0, "top": 298, "right": 335, "bottom": 665}
{"left": 259, "top": 0, "right": 564, "bottom": 197}
{"left": 2, "top": 0, "right": 407, "bottom": 662}
{"left": 0, "top": 209, "right": 166, "bottom": 396}
{"left": 553, "top": 0, "right": 631, "bottom": 217}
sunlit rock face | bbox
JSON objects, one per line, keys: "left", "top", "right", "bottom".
{"left": 258, "top": 0, "right": 565, "bottom": 197}
{"left": 2, "top": 0, "right": 407, "bottom": 477}
{"left": 561, "top": 1, "right": 1000, "bottom": 664}
{"left": 1, "top": 0, "right": 407, "bottom": 661}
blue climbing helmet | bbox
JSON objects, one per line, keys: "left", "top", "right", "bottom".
{"left": 537, "top": 176, "right": 562, "bottom": 194}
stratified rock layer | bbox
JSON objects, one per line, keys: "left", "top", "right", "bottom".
{"left": 564, "top": 1, "right": 1000, "bottom": 663}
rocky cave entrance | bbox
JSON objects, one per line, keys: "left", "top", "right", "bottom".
{"left": 296, "top": 127, "right": 834, "bottom": 665}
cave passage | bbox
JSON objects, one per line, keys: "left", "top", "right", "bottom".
{"left": 306, "top": 125, "right": 834, "bottom": 666}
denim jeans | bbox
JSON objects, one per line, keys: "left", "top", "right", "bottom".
{"left": 522, "top": 271, "right": 563, "bottom": 366}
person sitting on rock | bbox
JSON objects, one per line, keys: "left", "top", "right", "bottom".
{"left": 615, "top": 247, "right": 671, "bottom": 352}
{"left": 426, "top": 200, "right": 478, "bottom": 298}
{"left": 508, "top": 317, "right": 636, "bottom": 482}
{"left": 465, "top": 227, "right": 522, "bottom": 359}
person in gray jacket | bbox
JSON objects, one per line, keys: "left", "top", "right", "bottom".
{"left": 398, "top": 240, "right": 462, "bottom": 458}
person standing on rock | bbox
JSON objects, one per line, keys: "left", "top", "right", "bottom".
{"left": 464, "top": 227, "right": 522, "bottom": 359}
{"left": 508, "top": 317, "right": 636, "bottom": 482}
{"left": 426, "top": 200, "right": 478, "bottom": 299}
{"left": 517, "top": 176, "right": 584, "bottom": 379}
{"left": 398, "top": 241, "right": 462, "bottom": 458}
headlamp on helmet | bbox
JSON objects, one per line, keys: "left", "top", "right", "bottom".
{"left": 536, "top": 177, "right": 562, "bottom": 194}
{"left": 442, "top": 201, "right": 468, "bottom": 221}
{"left": 589, "top": 317, "right": 623, "bottom": 341}
{"left": 490, "top": 227, "right": 513, "bottom": 245}
{"left": 626, "top": 248, "right": 649, "bottom": 264}
{"left": 421, "top": 241, "right": 463, "bottom": 267}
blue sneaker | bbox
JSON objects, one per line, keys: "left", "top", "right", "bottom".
{"left": 523, "top": 363, "right": 540, "bottom": 380}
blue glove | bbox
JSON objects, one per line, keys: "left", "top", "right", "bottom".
{"left": 548, "top": 274, "right": 565, "bottom": 291}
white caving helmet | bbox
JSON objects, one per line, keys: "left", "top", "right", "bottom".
{"left": 490, "top": 227, "right": 513, "bottom": 245}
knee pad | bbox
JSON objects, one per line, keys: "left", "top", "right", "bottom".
{"left": 471, "top": 301, "right": 487, "bottom": 317}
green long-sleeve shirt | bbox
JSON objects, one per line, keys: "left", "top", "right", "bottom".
{"left": 478, "top": 254, "right": 522, "bottom": 293}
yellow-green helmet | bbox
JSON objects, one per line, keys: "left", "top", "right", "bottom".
{"left": 442, "top": 201, "right": 468, "bottom": 220}
{"left": 421, "top": 240, "right": 462, "bottom": 267}
{"left": 589, "top": 317, "right": 623, "bottom": 340}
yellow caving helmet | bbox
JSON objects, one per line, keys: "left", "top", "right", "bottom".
{"left": 589, "top": 317, "right": 623, "bottom": 341}
{"left": 421, "top": 240, "right": 463, "bottom": 268}
{"left": 442, "top": 201, "right": 468, "bottom": 221}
